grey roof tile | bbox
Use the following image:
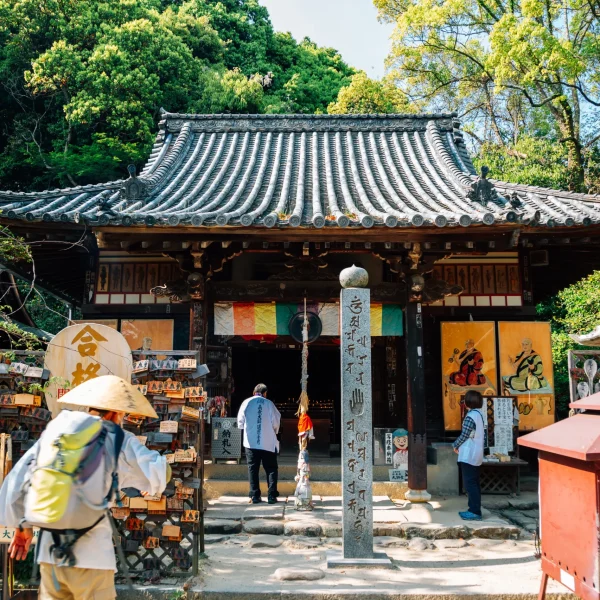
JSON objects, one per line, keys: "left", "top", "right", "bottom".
{"left": 2, "top": 113, "right": 600, "bottom": 228}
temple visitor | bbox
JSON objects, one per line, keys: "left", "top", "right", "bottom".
{"left": 0, "top": 375, "right": 169, "bottom": 600}
{"left": 237, "top": 383, "right": 281, "bottom": 504}
{"left": 453, "top": 390, "right": 486, "bottom": 521}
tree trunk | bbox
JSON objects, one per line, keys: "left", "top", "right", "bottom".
{"left": 565, "top": 137, "right": 585, "bottom": 192}
{"left": 557, "top": 98, "right": 585, "bottom": 192}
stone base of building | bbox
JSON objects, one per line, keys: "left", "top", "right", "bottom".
{"left": 326, "top": 551, "right": 393, "bottom": 569}
{"left": 405, "top": 488, "right": 432, "bottom": 503}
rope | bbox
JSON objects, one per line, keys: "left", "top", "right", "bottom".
{"left": 296, "top": 298, "right": 309, "bottom": 417}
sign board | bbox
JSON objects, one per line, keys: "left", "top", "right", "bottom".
{"left": 373, "top": 428, "right": 409, "bottom": 467}
{"left": 44, "top": 324, "right": 133, "bottom": 416}
{"left": 160, "top": 421, "right": 179, "bottom": 433}
{"left": 388, "top": 469, "right": 408, "bottom": 483}
{"left": 212, "top": 417, "right": 242, "bottom": 461}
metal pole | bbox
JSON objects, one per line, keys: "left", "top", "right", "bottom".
{"left": 1, "top": 546, "right": 9, "bottom": 600}
{"left": 192, "top": 415, "right": 199, "bottom": 576}
{"left": 199, "top": 408, "right": 205, "bottom": 555}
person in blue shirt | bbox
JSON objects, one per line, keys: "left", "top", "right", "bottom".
{"left": 453, "top": 390, "right": 486, "bottom": 521}
{"left": 237, "top": 383, "right": 281, "bottom": 504}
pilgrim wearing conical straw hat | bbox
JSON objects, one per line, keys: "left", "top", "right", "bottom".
{"left": 57, "top": 375, "right": 158, "bottom": 419}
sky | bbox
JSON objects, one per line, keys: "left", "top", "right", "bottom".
{"left": 260, "top": 0, "right": 395, "bottom": 79}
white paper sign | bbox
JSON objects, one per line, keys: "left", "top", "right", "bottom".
{"left": 494, "top": 424, "right": 513, "bottom": 452}
{"left": 385, "top": 432, "right": 393, "bottom": 465}
{"left": 494, "top": 398, "right": 513, "bottom": 426}
{"left": 388, "top": 469, "right": 408, "bottom": 482}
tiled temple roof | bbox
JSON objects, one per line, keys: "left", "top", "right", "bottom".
{"left": 2, "top": 112, "right": 600, "bottom": 229}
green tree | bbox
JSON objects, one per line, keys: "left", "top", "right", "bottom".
{"left": 374, "top": 0, "right": 600, "bottom": 191}
{"left": 17, "top": 285, "right": 79, "bottom": 336}
{"left": 0, "top": 0, "right": 355, "bottom": 191}
{"left": 537, "top": 271, "right": 600, "bottom": 417}
{"left": 0, "top": 227, "right": 40, "bottom": 349}
{"left": 328, "top": 71, "right": 412, "bottom": 114}
{"left": 192, "top": 68, "right": 265, "bottom": 114}
{"left": 265, "top": 37, "right": 355, "bottom": 114}
{"left": 472, "top": 137, "right": 571, "bottom": 190}
{"left": 0, "top": 0, "right": 224, "bottom": 189}
{"left": 189, "top": 0, "right": 274, "bottom": 75}
{"left": 189, "top": 2, "right": 354, "bottom": 113}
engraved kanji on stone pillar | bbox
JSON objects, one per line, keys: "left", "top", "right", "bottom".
{"left": 340, "top": 265, "right": 373, "bottom": 560}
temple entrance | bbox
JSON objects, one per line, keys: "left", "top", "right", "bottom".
{"left": 229, "top": 337, "right": 402, "bottom": 457}
{"left": 231, "top": 343, "right": 340, "bottom": 457}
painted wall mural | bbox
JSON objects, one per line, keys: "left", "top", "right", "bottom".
{"left": 498, "top": 321, "right": 554, "bottom": 430}
{"left": 120, "top": 319, "right": 174, "bottom": 352}
{"left": 441, "top": 322, "right": 498, "bottom": 431}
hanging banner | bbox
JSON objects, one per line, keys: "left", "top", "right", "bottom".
{"left": 214, "top": 302, "right": 403, "bottom": 337}
{"left": 44, "top": 323, "right": 132, "bottom": 416}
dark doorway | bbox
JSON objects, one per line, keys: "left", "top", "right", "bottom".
{"left": 231, "top": 344, "right": 340, "bottom": 456}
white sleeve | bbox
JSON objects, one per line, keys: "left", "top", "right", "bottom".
{"left": 118, "top": 434, "right": 167, "bottom": 496}
{"left": 237, "top": 401, "right": 247, "bottom": 430}
{"left": 272, "top": 405, "right": 281, "bottom": 434}
{"left": 0, "top": 443, "right": 38, "bottom": 527}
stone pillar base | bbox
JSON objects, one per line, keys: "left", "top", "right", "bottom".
{"left": 405, "top": 489, "right": 432, "bottom": 503}
{"left": 327, "top": 551, "right": 393, "bottom": 569}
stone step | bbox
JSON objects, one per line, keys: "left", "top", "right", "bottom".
{"left": 203, "top": 519, "right": 520, "bottom": 540}
{"left": 205, "top": 462, "right": 394, "bottom": 482}
{"left": 204, "top": 479, "right": 407, "bottom": 499}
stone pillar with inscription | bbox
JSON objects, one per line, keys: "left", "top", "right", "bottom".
{"left": 327, "top": 265, "right": 391, "bottom": 569}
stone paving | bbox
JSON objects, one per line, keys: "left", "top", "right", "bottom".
{"left": 483, "top": 494, "right": 540, "bottom": 534}
{"left": 189, "top": 526, "right": 569, "bottom": 599}
{"left": 116, "top": 493, "right": 554, "bottom": 598}
{"left": 203, "top": 494, "right": 530, "bottom": 541}
{"left": 180, "top": 493, "right": 567, "bottom": 599}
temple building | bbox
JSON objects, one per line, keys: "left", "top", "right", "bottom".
{"left": 1, "top": 111, "right": 599, "bottom": 498}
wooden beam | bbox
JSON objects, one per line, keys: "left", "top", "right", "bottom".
{"left": 405, "top": 296, "right": 428, "bottom": 495}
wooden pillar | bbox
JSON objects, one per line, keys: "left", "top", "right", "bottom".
{"left": 405, "top": 291, "right": 431, "bottom": 502}
{"left": 189, "top": 274, "right": 207, "bottom": 364}
{"left": 190, "top": 300, "right": 205, "bottom": 360}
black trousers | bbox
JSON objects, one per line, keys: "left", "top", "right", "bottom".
{"left": 459, "top": 462, "right": 482, "bottom": 516}
{"left": 245, "top": 448, "right": 278, "bottom": 501}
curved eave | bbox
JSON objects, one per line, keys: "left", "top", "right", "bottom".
{"left": 2, "top": 113, "right": 600, "bottom": 230}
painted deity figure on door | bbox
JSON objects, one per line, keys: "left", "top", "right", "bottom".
{"left": 441, "top": 322, "right": 497, "bottom": 431}
{"left": 448, "top": 339, "right": 487, "bottom": 387}
{"left": 503, "top": 338, "right": 551, "bottom": 393}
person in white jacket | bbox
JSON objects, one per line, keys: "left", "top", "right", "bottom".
{"left": 237, "top": 383, "right": 281, "bottom": 504}
{"left": 0, "top": 376, "right": 169, "bottom": 600}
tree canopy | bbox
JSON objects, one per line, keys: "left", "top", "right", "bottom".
{"left": 374, "top": 0, "right": 600, "bottom": 191}
{"left": 327, "top": 72, "right": 412, "bottom": 114}
{"left": 537, "top": 271, "right": 600, "bottom": 417}
{"left": 0, "top": 0, "right": 354, "bottom": 192}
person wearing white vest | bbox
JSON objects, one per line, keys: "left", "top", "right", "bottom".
{"left": 237, "top": 383, "right": 281, "bottom": 504}
{"left": 453, "top": 390, "right": 486, "bottom": 521}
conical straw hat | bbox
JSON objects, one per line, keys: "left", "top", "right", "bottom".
{"left": 57, "top": 375, "right": 158, "bottom": 419}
